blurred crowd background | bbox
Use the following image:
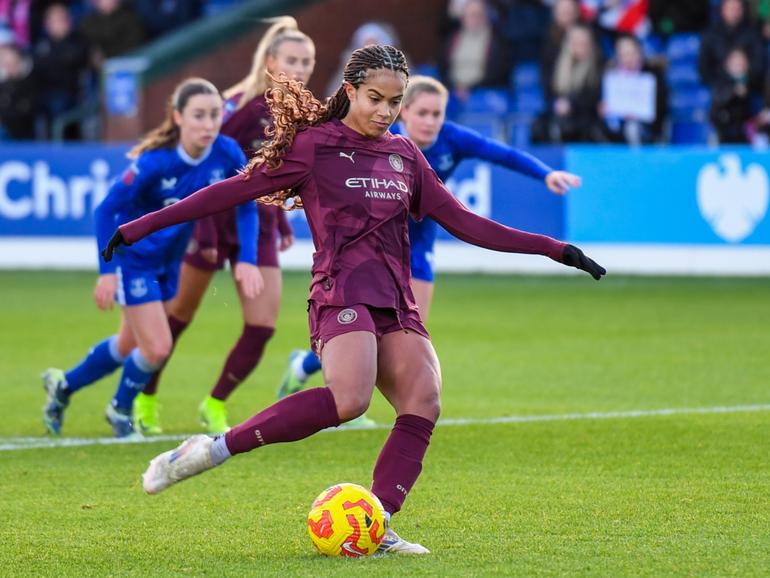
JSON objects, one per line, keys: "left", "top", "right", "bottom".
{"left": 2, "top": 0, "right": 770, "bottom": 147}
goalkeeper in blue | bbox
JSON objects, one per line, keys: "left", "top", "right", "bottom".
{"left": 278, "top": 75, "right": 580, "bottom": 403}
{"left": 42, "top": 77, "right": 261, "bottom": 438}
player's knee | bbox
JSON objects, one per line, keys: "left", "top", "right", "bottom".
{"left": 141, "top": 340, "right": 172, "bottom": 367}
{"left": 335, "top": 392, "right": 372, "bottom": 422}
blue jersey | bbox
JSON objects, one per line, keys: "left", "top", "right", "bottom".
{"left": 392, "top": 121, "right": 554, "bottom": 281}
{"left": 95, "top": 135, "right": 254, "bottom": 274}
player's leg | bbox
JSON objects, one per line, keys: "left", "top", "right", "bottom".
{"left": 410, "top": 279, "right": 435, "bottom": 323}
{"left": 141, "top": 306, "right": 379, "bottom": 494}
{"left": 371, "top": 320, "right": 441, "bottom": 554}
{"left": 199, "top": 266, "right": 281, "bottom": 434}
{"left": 409, "top": 238, "right": 436, "bottom": 323}
{"left": 42, "top": 316, "right": 135, "bottom": 436}
{"left": 134, "top": 262, "right": 215, "bottom": 434}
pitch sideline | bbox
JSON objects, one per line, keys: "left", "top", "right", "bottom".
{"left": 2, "top": 403, "right": 769, "bottom": 452}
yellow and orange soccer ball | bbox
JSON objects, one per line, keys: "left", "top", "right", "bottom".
{"left": 307, "top": 483, "right": 386, "bottom": 557}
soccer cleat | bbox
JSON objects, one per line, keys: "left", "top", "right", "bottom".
{"left": 199, "top": 396, "right": 230, "bottom": 435}
{"left": 134, "top": 392, "right": 162, "bottom": 434}
{"left": 376, "top": 524, "right": 430, "bottom": 555}
{"left": 42, "top": 368, "right": 69, "bottom": 436}
{"left": 105, "top": 403, "right": 141, "bottom": 439}
{"left": 142, "top": 434, "right": 215, "bottom": 494}
{"left": 277, "top": 349, "right": 308, "bottom": 399}
{"left": 339, "top": 413, "right": 377, "bottom": 429}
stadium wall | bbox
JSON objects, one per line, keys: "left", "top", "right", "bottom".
{"left": 1, "top": 144, "right": 768, "bottom": 276}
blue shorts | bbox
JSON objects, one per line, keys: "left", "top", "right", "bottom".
{"left": 408, "top": 217, "right": 437, "bottom": 283}
{"left": 115, "top": 263, "right": 180, "bottom": 306}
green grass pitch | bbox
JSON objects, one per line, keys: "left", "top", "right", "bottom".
{"left": 1, "top": 270, "right": 768, "bottom": 576}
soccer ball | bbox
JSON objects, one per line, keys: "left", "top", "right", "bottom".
{"left": 307, "top": 483, "right": 386, "bottom": 557}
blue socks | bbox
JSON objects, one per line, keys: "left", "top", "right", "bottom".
{"left": 111, "top": 349, "right": 163, "bottom": 412}
{"left": 64, "top": 336, "right": 126, "bottom": 395}
{"left": 301, "top": 350, "right": 322, "bottom": 378}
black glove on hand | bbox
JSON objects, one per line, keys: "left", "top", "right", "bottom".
{"left": 562, "top": 244, "right": 606, "bottom": 280}
{"left": 102, "top": 229, "right": 128, "bottom": 263}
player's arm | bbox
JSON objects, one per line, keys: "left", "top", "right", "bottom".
{"left": 411, "top": 153, "right": 605, "bottom": 280}
{"left": 92, "top": 157, "right": 157, "bottom": 309}
{"left": 452, "top": 123, "right": 580, "bottom": 194}
{"left": 103, "top": 136, "right": 314, "bottom": 260}
{"left": 276, "top": 209, "right": 294, "bottom": 251}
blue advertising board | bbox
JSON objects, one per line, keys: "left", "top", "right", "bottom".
{"left": 566, "top": 147, "right": 770, "bottom": 245}
{"left": 0, "top": 144, "right": 130, "bottom": 236}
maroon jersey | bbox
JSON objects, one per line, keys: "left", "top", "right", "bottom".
{"left": 121, "top": 118, "right": 566, "bottom": 311}
{"left": 192, "top": 93, "right": 290, "bottom": 264}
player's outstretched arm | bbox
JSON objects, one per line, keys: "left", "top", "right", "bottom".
{"left": 428, "top": 193, "right": 606, "bottom": 280}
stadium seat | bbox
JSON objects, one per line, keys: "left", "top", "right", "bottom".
{"left": 666, "top": 33, "right": 701, "bottom": 63}
{"left": 670, "top": 87, "right": 711, "bottom": 121}
{"left": 670, "top": 120, "right": 711, "bottom": 144}
{"left": 512, "top": 86, "right": 545, "bottom": 115}
{"left": 455, "top": 113, "right": 505, "bottom": 139}
{"left": 458, "top": 88, "right": 512, "bottom": 115}
{"left": 413, "top": 63, "right": 440, "bottom": 79}
{"left": 666, "top": 63, "right": 701, "bottom": 88}
{"left": 508, "top": 116, "right": 533, "bottom": 148}
{"left": 511, "top": 61, "right": 541, "bottom": 90}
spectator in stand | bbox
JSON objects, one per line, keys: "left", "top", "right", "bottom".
{"left": 648, "top": 0, "right": 710, "bottom": 36}
{"left": 324, "top": 21, "right": 399, "bottom": 97}
{"left": 133, "top": 0, "right": 203, "bottom": 40}
{"left": 585, "top": 0, "right": 651, "bottom": 45}
{"left": 0, "top": 0, "right": 32, "bottom": 47}
{"left": 0, "top": 41, "right": 38, "bottom": 139}
{"left": 33, "top": 3, "right": 89, "bottom": 139}
{"left": 746, "top": 0, "right": 770, "bottom": 40}
{"left": 438, "top": 0, "right": 511, "bottom": 99}
{"left": 710, "top": 47, "right": 754, "bottom": 142}
{"left": 698, "top": 0, "right": 765, "bottom": 91}
{"left": 80, "top": 0, "right": 145, "bottom": 70}
{"left": 541, "top": 0, "right": 583, "bottom": 101}
{"left": 534, "top": 23, "right": 603, "bottom": 142}
{"left": 599, "top": 34, "right": 667, "bottom": 144}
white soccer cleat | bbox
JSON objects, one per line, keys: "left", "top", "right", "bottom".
{"left": 142, "top": 434, "right": 215, "bottom": 494}
{"left": 376, "top": 525, "right": 430, "bottom": 555}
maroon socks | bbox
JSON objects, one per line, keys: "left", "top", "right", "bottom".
{"left": 210, "top": 324, "right": 274, "bottom": 400}
{"left": 371, "top": 414, "right": 435, "bottom": 515}
{"left": 224, "top": 387, "right": 340, "bottom": 454}
{"left": 142, "top": 315, "right": 189, "bottom": 395}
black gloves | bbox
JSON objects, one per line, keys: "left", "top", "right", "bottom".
{"left": 562, "top": 244, "right": 606, "bottom": 280}
{"left": 101, "top": 230, "right": 128, "bottom": 263}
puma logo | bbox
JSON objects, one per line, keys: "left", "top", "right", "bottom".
{"left": 339, "top": 151, "right": 355, "bottom": 164}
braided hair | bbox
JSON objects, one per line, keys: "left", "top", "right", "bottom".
{"left": 243, "top": 44, "right": 409, "bottom": 209}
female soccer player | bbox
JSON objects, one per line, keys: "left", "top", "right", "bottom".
{"left": 104, "top": 45, "right": 604, "bottom": 552}
{"left": 42, "top": 77, "right": 260, "bottom": 438}
{"left": 133, "top": 17, "right": 315, "bottom": 436}
{"left": 277, "top": 75, "right": 581, "bottom": 398}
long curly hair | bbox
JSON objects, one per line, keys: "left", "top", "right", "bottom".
{"left": 128, "top": 78, "right": 219, "bottom": 159}
{"left": 244, "top": 44, "right": 409, "bottom": 209}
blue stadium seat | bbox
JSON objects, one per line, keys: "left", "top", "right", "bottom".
{"left": 413, "top": 64, "right": 440, "bottom": 79}
{"left": 666, "top": 63, "right": 701, "bottom": 87}
{"left": 455, "top": 113, "right": 505, "bottom": 139}
{"left": 667, "top": 33, "right": 701, "bottom": 63}
{"left": 670, "top": 86, "right": 711, "bottom": 121}
{"left": 512, "top": 86, "right": 545, "bottom": 115}
{"left": 671, "top": 121, "right": 711, "bottom": 144}
{"left": 508, "top": 116, "right": 533, "bottom": 148}
{"left": 458, "top": 88, "right": 512, "bottom": 115}
{"left": 511, "top": 61, "right": 541, "bottom": 90}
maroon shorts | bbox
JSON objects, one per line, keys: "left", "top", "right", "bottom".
{"left": 308, "top": 302, "right": 430, "bottom": 357}
{"left": 182, "top": 230, "right": 280, "bottom": 271}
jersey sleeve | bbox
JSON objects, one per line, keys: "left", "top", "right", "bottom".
{"left": 226, "top": 141, "right": 259, "bottom": 265}
{"left": 410, "top": 147, "right": 566, "bottom": 261}
{"left": 94, "top": 154, "right": 158, "bottom": 273}
{"left": 119, "top": 132, "right": 314, "bottom": 246}
{"left": 449, "top": 122, "right": 553, "bottom": 182}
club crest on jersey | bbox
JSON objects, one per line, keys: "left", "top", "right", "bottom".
{"left": 129, "top": 278, "right": 148, "bottom": 298}
{"left": 209, "top": 168, "right": 225, "bottom": 184}
{"left": 389, "top": 153, "right": 404, "bottom": 172}
{"left": 337, "top": 308, "right": 358, "bottom": 325}
{"left": 161, "top": 177, "right": 177, "bottom": 190}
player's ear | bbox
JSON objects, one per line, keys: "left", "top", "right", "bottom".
{"left": 343, "top": 81, "right": 356, "bottom": 103}
{"left": 172, "top": 108, "right": 184, "bottom": 127}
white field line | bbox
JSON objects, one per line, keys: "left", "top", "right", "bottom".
{"left": 2, "top": 403, "right": 769, "bottom": 452}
